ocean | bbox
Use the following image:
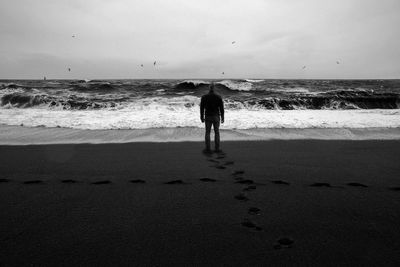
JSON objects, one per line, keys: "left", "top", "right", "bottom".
{"left": 1, "top": 79, "right": 400, "bottom": 130}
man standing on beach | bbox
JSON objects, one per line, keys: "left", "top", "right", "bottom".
{"left": 200, "top": 83, "right": 224, "bottom": 152}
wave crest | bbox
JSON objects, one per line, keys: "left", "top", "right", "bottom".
{"left": 217, "top": 80, "right": 253, "bottom": 91}
{"left": 244, "top": 79, "right": 265, "bottom": 83}
{"left": 175, "top": 80, "right": 209, "bottom": 90}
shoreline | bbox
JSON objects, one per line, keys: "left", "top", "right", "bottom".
{"left": 1, "top": 125, "right": 400, "bottom": 145}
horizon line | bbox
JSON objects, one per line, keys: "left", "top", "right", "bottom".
{"left": 1, "top": 77, "right": 399, "bottom": 81}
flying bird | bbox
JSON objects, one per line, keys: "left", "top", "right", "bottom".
{"left": 232, "top": 41, "right": 236, "bottom": 44}
{"left": 222, "top": 72, "right": 225, "bottom": 75}
{"left": 72, "top": 35, "right": 75, "bottom": 38}
{"left": 336, "top": 61, "right": 340, "bottom": 64}
{"left": 140, "top": 64, "right": 144, "bottom": 67}
{"left": 68, "top": 68, "right": 71, "bottom": 72}
{"left": 302, "top": 66, "right": 306, "bottom": 69}
{"left": 153, "top": 61, "right": 156, "bottom": 66}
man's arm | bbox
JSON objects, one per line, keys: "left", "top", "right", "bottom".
{"left": 200, "top": 96, "right": 205, "bottom": 122}
{"left": 219, "top": 98, "right": 224, "bottom": 123}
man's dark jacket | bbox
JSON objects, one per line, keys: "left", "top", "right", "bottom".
{"left": 200, "top": 93, "right": 224, "bottom": 120}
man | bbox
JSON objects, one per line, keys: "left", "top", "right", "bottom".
{"left": 200, "top": 83, "right": 224, "bottom": 152}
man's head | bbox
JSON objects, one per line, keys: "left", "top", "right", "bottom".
{"left": 209, "top": 83, "right": 215, "bottom": 93}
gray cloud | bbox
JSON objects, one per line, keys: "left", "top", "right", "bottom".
{"left": 0, "top": 0, "right": 399, "bottom": 79}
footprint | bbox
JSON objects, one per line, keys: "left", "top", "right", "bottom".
{"left": 243, "top": 185, "right": 257, "bottom": 192}
{"left": 23, "top": 180, "right": 43, "bottom": 184}
{"left": 0, "top": 178, "right": 10, "bottom": 183}
{"left": 271, "top": 180, "right": 290, "bottom": 185}
{"left": 235, "top": 179, "right": 254, "bottom": 185}
{"left": 91, "top": 180, "right": 111, "bottom": 185}
{"left": 248, "top": 207, "right": 261, "bottom": 215}
{"left": 215, "top": 165, "right": 226, "bottom": 170}
{"left": 234, "top": 193, "right": 249, "bottom": 201}
{"left": 164, "top": 180, "right": 185, "bottom": 185}
{"left": 224, "top": 161, "right": 234, "bottom": 166}
{"left": 346, "top": 182, "right": 368, "bottom": 188}
{"left": 274, "top": 237, "right": 294, "bottom": 249}
{"left": 389, "top": 187, "right": 400, "bottom": 191}
{"left": 232, "top": 170, "right": 245, "bottom": 175}
{"left": 241, "top": 219, "right": 262, "bottom": 231}
{"left": 199, "top": 178, "right": 217, "bottom": 182}
{"left": 61, "top": 179, "right": 78, "bottom": 184}
{"left": 310, "top": 182, "right": 332, "bottom": 188}
{"left": 130, "top": 179, "right": 146, "bottom": 184}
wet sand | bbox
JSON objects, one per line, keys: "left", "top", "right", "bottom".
{"left": 1, "top": 141, "right": 400, "bottom": 266}
{"left": 1, "top": 125, "right": 400, "bottom": 145}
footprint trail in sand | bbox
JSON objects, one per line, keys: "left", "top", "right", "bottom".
{"left": 203, "top": 151, "right": 263, "bottom": 233}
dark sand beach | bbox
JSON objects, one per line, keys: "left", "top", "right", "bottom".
{"left": 1, "top": 140, "right": 400, "bottom": 266}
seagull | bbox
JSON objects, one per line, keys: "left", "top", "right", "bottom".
{"left": 302, "top": 66, "right": 306, "bottom": 69}
{"left": 140, "top": 64, "right": 144, "bottom": 67}
{"left": 232, "top": 41, "right": 236, "bottom": 44}
{"left": 336, "top": 61, "right": 340, "bottom": 64}
{"left": 222, "top": 72, "right": 225, "bottom": 75}
{"left": 153, "top": 61, "right": 156, "bottom": 66}
{"left": 72, "top": 35, "right": 75, "bottom": 38}
{"left": 68, "top": 68, "right": 71, "bottom": 72}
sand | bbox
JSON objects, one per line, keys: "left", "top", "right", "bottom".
{"left": 1, "top": 141, "right": 400, "bottom": 266}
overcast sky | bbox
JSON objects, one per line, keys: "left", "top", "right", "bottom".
{"left": 0, "top": 0, "right": 399, "bottom": 79}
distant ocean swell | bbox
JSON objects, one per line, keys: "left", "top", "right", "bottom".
{"left": 1, "top": 80, "right": 399, "bottom": 110}
{"left": 0, "top": 79, "right": 400, "bottom": 130}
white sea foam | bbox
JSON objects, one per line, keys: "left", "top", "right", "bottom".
{"left": 270, "top": 87, "right": 317, "bottom": 94}
{"left": 1, "top": 105, "right": 399, "bottom": 130}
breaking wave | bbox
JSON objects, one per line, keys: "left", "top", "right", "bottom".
{"left": 0, "top": 92, "right": 120, "bottom": 110}
{"left": 1, "top": 90, "right": 399, "bottom": 110}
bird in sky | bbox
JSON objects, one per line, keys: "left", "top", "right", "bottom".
{"left": 153, "top": 61, "right": 156, "bottom": 66}
{"left": 68, "top": 68, "right": 71, "bottom": 72}
{"left": 302, "top": 66, "right": 306, "bottom": 69}
{"left": 336, "top": 61, "right": 340, "bottom": 64}
{"left": 222, "top": 72, "right": 225, "bottom": 75}
{"left": 232, "top": 41, "right": 236, "bottom": 44}
{"left": 140, "top": 64, "right": 144, "bottom": 67}
{"left": 72, "top": 35, "right": 75, "bottom": 38}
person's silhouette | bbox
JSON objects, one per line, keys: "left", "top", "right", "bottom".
{"left": 200, "top": 83, "right": 224, "bottom": 152}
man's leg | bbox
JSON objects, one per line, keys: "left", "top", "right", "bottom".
{"left": 205, "top": 120, "right": 212, "bottom": 151}
{"left": 213, "top": 118, "right": 221, "bottom": 151}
